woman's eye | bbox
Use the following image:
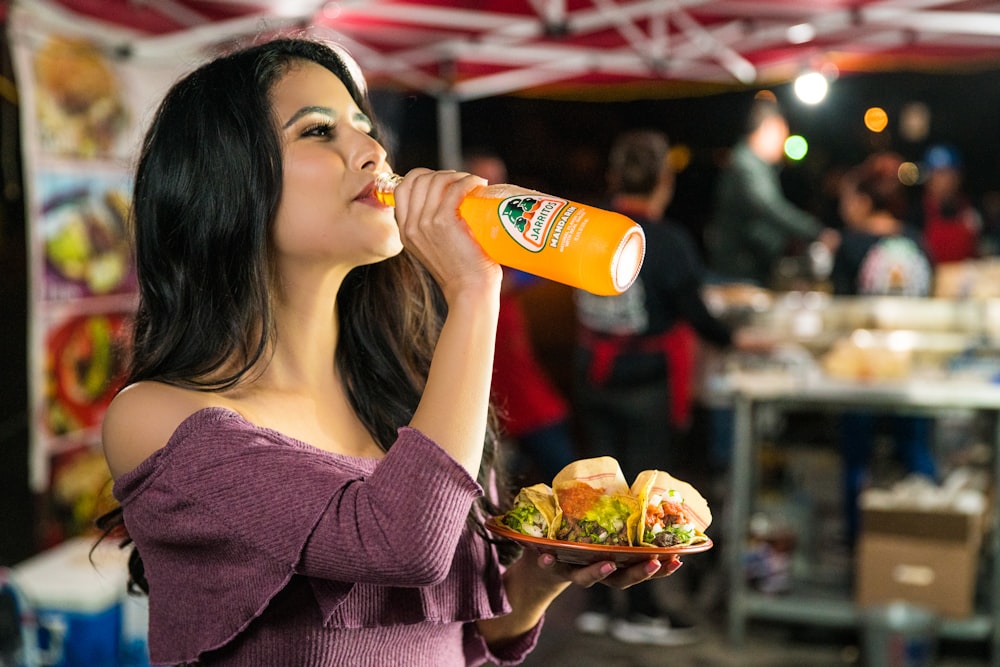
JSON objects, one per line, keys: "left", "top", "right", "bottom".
{"left": 303, "top": 122, "right": 335, "bottom": 139}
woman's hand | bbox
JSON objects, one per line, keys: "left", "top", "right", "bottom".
{"left": 476, "top": 549, "right": 683, "bottom": 647}
{"left": 533, "top": 551, "right": 683, "bottom": 590}
{"left": 390, "top": 167, "right": 501, "bottom": 300}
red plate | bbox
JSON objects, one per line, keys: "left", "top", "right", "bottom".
{"left": 485, "top": 516, "right": 713, "bottom": 567}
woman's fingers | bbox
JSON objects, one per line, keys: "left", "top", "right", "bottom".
{"left": 390, "top": 168, "right": 498, "bottom": 293}
{"left": 536, "top": 553, "right": 683, "bottom": 589}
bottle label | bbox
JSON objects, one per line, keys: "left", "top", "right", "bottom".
{"left": 496, "top": 195, "right": 573, "bottom": 253}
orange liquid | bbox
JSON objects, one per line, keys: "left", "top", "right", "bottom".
{"left": 376, "top": 178, "right": 645, "bottom": 295}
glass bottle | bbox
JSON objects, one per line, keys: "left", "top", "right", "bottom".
{"left": 375, "top": 173, "right": 645, "bottom": 296}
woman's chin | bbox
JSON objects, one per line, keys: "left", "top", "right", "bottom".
{"left": 381, "top": 238, "right": 405, "bottom": 259}
{"left": 363, "top": 238, "right": 404, "bottom": 265}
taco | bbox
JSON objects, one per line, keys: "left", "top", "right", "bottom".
{"left": 552, "top": 456, "right": 639, "bottom": 546}
{"left": 630, "top": 470, "right": 712, "bottom": 547}
{"left": 501, "top": 483, "right": 557, "bottom": 539}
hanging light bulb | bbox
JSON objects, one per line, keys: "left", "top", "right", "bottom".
{"left": 793, "top": 70, "right": 829, "bottom": 105}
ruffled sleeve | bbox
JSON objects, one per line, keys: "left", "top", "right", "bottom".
{"left": 113, "top": 408, "right": 508, "bottom": 665}
{"left": 463, "top": 617, "right": 544, "bottom": 667}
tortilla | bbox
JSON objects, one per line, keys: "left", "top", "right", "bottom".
{"left": 501, "top": 483, "right": 557, "bottom": 539}
{"left": 552, "top": 456, "right": 639, "bottom": 546}
{"left": 630, "top": 469, "right": 712, "bottom": 547}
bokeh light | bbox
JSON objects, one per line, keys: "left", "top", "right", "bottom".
{"left": 785, "top": 134, "right": 808, "bottom": 161}
{"left": 864, "top": 107, "right": 889, "bottom": 132}
{"left": 667, "top": 144, "right": 692, "bottom": 173}
{"left": 898, "top": 161, "right": 920, "bottom": 186}
{"left": 793, "top": 71, "right": 828, "bottom": 104}
{"left": 899, "top": 102, "right": 931, "bottom": 142}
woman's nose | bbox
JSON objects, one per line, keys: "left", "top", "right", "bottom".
{"left": 351, "top": 130, "right": 387, "bottom": 172}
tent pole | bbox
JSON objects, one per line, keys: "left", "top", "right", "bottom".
{"left": 436, "top": 94, "right": 461, "bottom": 170}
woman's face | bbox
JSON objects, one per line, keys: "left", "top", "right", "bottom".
{"left": 270, "top": 60, "right": 402, "bottom": 274}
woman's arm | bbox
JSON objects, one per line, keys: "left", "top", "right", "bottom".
{"left": 391, "top": 168, "right": 503, "bottom": 476}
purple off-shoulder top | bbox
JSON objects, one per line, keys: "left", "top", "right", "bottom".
{"left": 112, "top": 407, "right": 541, "bottom": 666}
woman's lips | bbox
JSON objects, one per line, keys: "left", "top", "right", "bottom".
{"left": 354, "top": 182, "right": 388, "bottom": 208}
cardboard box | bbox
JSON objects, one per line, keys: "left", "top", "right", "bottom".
{"left": 855, "top": 508, "right": 983, "bottom": 618}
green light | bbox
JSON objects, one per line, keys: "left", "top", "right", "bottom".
{"left": 784, "top": 134, "right": 808, "bottom": 161}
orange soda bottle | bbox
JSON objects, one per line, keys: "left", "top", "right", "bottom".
{"left": 375, "top": 173, "right": 645, "bottom": 296}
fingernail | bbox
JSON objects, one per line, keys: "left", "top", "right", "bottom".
{"left": 666, "top": 559, "right": 684, "bottom": 575}
{"left": 539, "top": 553, "right": 556, "bottom": 567}
{"left": 599, "top": 562, "right": 617, "bottom": 576}
{"left": 645, "top": 560, "right": 662, "bottom": 575}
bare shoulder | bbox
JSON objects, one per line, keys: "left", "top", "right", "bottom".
{"left": 102, "top": 381, "right": 214, "bottom": 480}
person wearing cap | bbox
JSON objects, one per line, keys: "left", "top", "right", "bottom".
{"left": 911, "top": 143, "right": 982, "bottom": 265}
{"left": 706, "top": 97, "right": 840, "bottom": 286}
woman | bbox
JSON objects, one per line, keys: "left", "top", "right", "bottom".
{"left": 96, "top": 37, "right": 678, "bottom": 666}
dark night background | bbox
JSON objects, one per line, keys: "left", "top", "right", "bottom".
{"left": 380, "top": 67, "right": 1000, "bottom": 252}
{"left": 4, "top": 56, "right": 1000, "bottom": 563}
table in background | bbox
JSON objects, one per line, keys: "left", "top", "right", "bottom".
{"left": 720, "top": 371, "right": 1000, "bottom": 666}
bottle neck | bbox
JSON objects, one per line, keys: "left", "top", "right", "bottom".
{"left": 374, "top": 172, "right": 404, "bottom": 206}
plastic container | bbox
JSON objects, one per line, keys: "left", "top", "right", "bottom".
{"left": 862, "top": 602, "right": 939, "bottom": 667}
{"left": 11, "top": 537, "right": 131, "bottom": 667}
{"left": 0, "top": 567, "right": 42, "bottom": 667}
{"left": 375, "top": 173, "right": 646, "bottom": 296}
{"left": 118, "top": 594, "right": 150, "bottom": 667}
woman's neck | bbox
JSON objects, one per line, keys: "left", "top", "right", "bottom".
{"left": 259, "top": 269, "right": 344, "bottom": 393}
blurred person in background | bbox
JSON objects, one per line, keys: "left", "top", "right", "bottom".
{"left": 978, "top": 189, "right": 1000, "bottom": 257}
{"left": 831, "top": 151, "right": 938, "bottom": 546}
{"left": 463, "top": 150, "right": 578, "bottom": 483}
{"left": 572, "top": 129, "right": 766, "bottom": 646}
{"left": 910, "top": 143, "right": 982, "bottom": 266}
{"left": 706, "top": 97, "right": 839, "bottom": 286}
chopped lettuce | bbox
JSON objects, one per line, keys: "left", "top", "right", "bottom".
{"left": 503, "top": 503, "right": 547, "bottom": 538}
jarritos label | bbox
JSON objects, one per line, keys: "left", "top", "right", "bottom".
{"left": 497, "top": 195, "right": 576, "bottom": 253}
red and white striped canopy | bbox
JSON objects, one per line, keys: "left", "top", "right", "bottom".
{"left": 15, "top": 0, "right": 1000, "bottom": 100}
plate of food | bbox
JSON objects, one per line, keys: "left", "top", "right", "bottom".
{"left": 486, "top": 517, "right": 713, "bottom": 566}
{"left": 486, "top": 456, "right": 714, "bottom": 566}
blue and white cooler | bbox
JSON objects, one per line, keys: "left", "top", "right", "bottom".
{"left": 10, "top": 537, "right": 147, "bottom": 667}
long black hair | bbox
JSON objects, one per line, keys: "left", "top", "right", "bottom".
{"left": 97, "top": 36, "right": 517, "bottom": 591}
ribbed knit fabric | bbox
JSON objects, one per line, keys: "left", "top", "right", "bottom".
{"left": 113, "top": 408, "right": 539, "bottom": 666}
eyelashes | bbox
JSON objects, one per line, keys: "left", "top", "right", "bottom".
{"left": 302, "top": 121, "right": 336, "bottom": 139}
{"left": 301, "top": 117, "right": 374, "bottom": 141}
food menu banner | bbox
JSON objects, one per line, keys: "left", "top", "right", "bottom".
{"left": 7, "top": 1, "right": 207, "bottom": 520}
